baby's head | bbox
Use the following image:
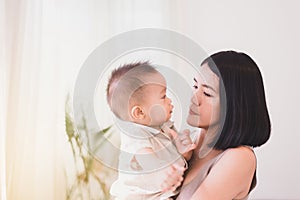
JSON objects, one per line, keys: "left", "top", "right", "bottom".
{"left": 107, "top": 61, "right": 173, "bottom": 127}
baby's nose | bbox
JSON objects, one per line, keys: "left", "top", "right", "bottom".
{"left": 167, "top": 96, "right": 172, "bottom": 103}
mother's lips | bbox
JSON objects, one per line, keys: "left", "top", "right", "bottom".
{"left": 189, "top": 109, "right": 197, "bottom": 115}
{"left": 189, "top": 105, "right": 198, "bottom": 115}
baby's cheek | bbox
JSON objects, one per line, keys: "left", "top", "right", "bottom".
{"left": 149, "top": 104, "right": 167, "bottom": 124}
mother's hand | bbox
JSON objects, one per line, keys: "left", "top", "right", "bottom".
{"left": 160, "top": 163, "right": 186, "bottom": 192}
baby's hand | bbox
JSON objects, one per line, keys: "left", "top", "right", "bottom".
{"left": 169, "top": 129, "right": 196, "bottom": 154}
{"left": 160, "top": 163, "right": 185, "bottom": 192}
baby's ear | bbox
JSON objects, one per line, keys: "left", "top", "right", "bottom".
{"left": 130, "top": 106, "right": 145, "bottom": 120}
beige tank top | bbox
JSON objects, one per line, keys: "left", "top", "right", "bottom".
{"left": 176, "top": 148, "right": 257, "bottom": 200}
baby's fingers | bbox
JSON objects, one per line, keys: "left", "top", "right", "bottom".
{"left": 180, "top": 137, "right": 193, "bottom": 145}
{"left": 161, "top": 164, "right": 185, "bottom": 192}
{"left": 169, "top": 129, "right": 178, "bottom": 139}
{"left": 182, "top": 129, "right": 190, "bottom": 135}
{"left": 186, "top": 143, "right": 197, "bottom": 151}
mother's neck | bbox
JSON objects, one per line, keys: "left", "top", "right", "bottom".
{"left": 196, "top": 127, "right": 222, "bottom": 159}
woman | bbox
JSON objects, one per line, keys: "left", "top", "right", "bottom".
{"left": 176, "top": 50, "right": 271, "bottom": 199}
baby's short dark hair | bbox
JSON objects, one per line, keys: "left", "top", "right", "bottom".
{"left": 106, "top": 61, "right": 158, "bottom": 120}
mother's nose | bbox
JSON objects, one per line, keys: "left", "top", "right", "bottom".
{"left": 191, "top": 93, "right": 200, "bottom": 105}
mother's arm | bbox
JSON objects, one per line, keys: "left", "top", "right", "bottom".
{"left": 191, "top": 146, "right": 256, "bottom": 200}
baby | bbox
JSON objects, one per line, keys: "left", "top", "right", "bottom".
{"left": 107, "top": 61, "right": 195, "bottom": 199}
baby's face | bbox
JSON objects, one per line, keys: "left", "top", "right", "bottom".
{"left": 141, "top": 82, "right": 174, "bottom": 127}
{"left": 130, "top": 72, "right": 173, "bottom": 127}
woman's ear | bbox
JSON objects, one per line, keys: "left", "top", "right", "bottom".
{"left": 131, "top": 105, "right": 145, "bottom": 120}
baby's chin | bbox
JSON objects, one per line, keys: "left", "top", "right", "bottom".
{"left": 166, "top": 114, "right": 172, "bottom": 122}
{"left": 151, "top": 119, "right": 171, "bottom": 128}
{"left": 148, "top": 112, "right": 172, "bottom": 126}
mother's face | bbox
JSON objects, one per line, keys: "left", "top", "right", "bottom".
{"left": 187, "top": 63, "right": 220, "bottom": 129}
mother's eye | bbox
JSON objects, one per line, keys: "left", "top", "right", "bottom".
{"left": 193, "top": 85, "right": 198, "bottom": 89}
{"left": 204, "top": 92, "right": 212, "bottom": 97}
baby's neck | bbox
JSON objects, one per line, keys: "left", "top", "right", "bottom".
{"left": 149, "top": 125, "right": 161, "bottom": 131}
{"left": 130, "top": 120, "right": 163, "bottom": 131}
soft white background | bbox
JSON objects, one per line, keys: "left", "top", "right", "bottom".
{"left": 1, "top": 0, "right": 300, "bottom": 199}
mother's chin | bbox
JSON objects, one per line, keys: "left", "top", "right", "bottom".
{"left": 186, "top": 112, "right": 200, "bottom": 127}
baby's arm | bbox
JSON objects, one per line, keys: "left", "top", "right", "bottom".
{"left": 134, "top": 147, "right": 165, "bottom": 171}
{"left": 134, "top": 147, "right": 185, "bottom": 191}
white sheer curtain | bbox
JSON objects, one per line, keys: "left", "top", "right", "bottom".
{"left": 4, "top": 0, "right": 66, "bottom": 199}
{"left": 1, "top": 0, "right": 7, "bottom": 199}
{"left": 1, "top": 0, "right": 177, "bottom": 199}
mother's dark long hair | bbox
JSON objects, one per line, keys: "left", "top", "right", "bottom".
{"left": 202, "top": 51, "right": 271, "bottom": 150}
